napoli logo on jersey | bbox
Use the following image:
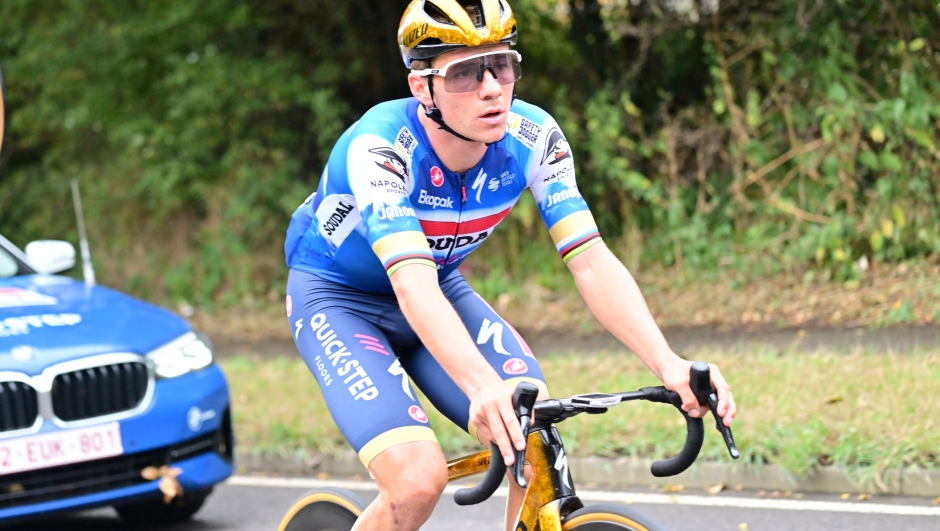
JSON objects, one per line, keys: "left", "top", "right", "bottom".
{"left": 369, "top": 147, "right": 408, "bottom": 181}
{"left": 541, "top": 128, "right": 571, "bottom": 166}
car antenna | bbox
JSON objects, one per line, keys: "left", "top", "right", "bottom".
{"left": 70, "top": 179, "right": 97, "bottom": 287}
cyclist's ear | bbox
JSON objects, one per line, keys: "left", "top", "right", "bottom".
{"left": 407, "top": 73, "right": 434, "bottom": 109}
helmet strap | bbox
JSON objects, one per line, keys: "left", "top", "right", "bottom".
{"left": 423, "top": 76, "right": 514, "bottom": 147}
{"left": 425, "top": 76, "right": 479, "bottom": 144}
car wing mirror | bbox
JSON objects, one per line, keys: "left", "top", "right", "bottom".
{"left": 25, "top": 240, "right": 76, "bottom": 274}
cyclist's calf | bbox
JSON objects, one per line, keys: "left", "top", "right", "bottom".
{"left": 354, "top": 440, "right": 448, "bottom": 531}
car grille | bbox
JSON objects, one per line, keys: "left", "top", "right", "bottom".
{"left": 0, "top": 413, "right": 231, "bottom": 510}
{"left": 0, "top": 382, "right": 39, "bottom": 433}
{"left": 52, "top": 362, "right": 149, "bottom": 422}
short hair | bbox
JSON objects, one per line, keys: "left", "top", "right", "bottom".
{"left": 410, "top": 59, "right": 430, "bottom": 72}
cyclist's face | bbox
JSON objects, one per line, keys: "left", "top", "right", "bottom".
{"left": 428, "top": 44, "right": 514, "bottom": 143}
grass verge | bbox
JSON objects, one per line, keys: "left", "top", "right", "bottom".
{"left": 222, "top": 346, "right": 939, "bottom": 479}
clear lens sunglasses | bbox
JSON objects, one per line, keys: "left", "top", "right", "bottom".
{"left": 413, "top": 50, "right": 522, "bottom": 93}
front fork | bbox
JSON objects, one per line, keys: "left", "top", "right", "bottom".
{"left": 445, "top": 425, "right": 582, "bottom": 531}
{"left": 510, "top": 425, "right": 583, "bottom": 531}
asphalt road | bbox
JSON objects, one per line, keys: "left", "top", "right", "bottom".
{"left": 10, "top": 477, "right": 940, "bottom": 531}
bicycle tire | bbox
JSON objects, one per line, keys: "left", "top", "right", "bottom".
{"left": 561, "top": 503, "right": 671, "bottom": 531}
{"left": 277, "top": 487, "right": 368, "bottom": 531}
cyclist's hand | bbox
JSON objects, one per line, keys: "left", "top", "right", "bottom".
{"left": 468, "top": 380, "right": 526, "bottom": 466}
{"left": 660, "top": 356, "right": 737, "bottom": 427}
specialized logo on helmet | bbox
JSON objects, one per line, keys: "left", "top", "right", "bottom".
{"left": 402, "top": 23, "right": 429, "bottom": 48}
{"left": 368, "top": 147, "right": 408, "bottom": 182}
{"left": 541, "top": 128, "right": 571, "bottom": 166}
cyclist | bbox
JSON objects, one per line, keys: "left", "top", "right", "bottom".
{"left": 284, "top": 1, "right": 737, "bottom": 530}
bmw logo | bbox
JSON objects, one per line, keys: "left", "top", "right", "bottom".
{"left": 10, "top": 345, "right": 37, "bottom": 363}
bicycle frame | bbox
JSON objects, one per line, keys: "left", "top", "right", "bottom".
{"left": 447, "top": 423, "right": 583, "bottom": 531}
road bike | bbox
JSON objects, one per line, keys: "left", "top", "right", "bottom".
{"left": 278, "top": 362, "right": 739, "bottom": 530}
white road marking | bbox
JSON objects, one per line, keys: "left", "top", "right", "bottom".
{"left": 226, "top": 476, "right": 940, "bottom": 517}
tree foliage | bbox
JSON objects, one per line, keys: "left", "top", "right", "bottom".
{"left": 0, "top": 0, "right": 938, "bottom": 306}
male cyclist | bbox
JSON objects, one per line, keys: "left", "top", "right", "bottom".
{"left": 284, "top": 1, "right": 737, "bottom": 529}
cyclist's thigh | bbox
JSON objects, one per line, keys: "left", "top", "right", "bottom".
{"left": 400, "top": 273, "right": 549, "bottom": 437}
{"left": 286, "top": 269, "right": 437, "bottom": 468}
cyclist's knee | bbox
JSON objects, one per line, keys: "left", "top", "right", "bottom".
{"left": 371, "top": 441, "right": 448, "bottom": 505}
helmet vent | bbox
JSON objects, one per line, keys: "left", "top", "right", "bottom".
{"left": 424, "top": 2, "right": 456, "bottom": 25}
{"left": 458, "top": 0, "right": 486, "bottom": 27}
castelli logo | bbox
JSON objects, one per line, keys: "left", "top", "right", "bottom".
{"left": 430, "top": 166, "right": 444, "bottom": 187}
{"left": 408, "top": 405, "right": 429, "bottom": 424}
{"left": 503, "top": 358, "right": 528, "bottom": 375}
{"left": 286, "top": 295, "right": 292, "bottom": 317}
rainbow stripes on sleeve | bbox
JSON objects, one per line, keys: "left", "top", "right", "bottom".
{"left": 549, "top": 210, "right": 603, "bottom": 263}
{"left": 371, "top": 231, "right": 436, "bottom": 276}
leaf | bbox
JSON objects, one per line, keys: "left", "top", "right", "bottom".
{"left": 879, "top": 152, "right": 902, "bottom": 172}
{"left": 827, "top": 83, "right": 848, "bottom": 103}
{"left": 909, "top": 38, "right": 926, "bottom": 52}
{"left": 892, "top": 205, "right": 906, "bottom": 229}
{"left": 858, "top": 150, "right": 879, "bottom": 170}
{"left": 141, "top": 466, "right": 161, "bottom": 481}
{"left": 869, "top": 125, "right": 885, "bottom": 143}
{"left": 858, "top": 493, "right": 872, "bottom": 501}
{"left": 826, "top": 395, "right": 844, "bottom": 404}
{"left": 841, "top": 493, "right": 851, "bottom": 499}
{"left": 880, "top": 219, "right": 895, "bottom": 239}
{"left": 870, "top": 231, "right": 884, "bottom": 252}
{"left": 664, "top": 484, "right": 685, "bottom": 492}
{"left": 705, "top": 483, "right": 726, "bottom": 495}
{"left": 713, "top": 99, "right": 727, "bottom": 115}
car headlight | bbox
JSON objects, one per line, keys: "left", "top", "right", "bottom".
{"left": 146, "top": 331, "right": 214, "bottom": 379}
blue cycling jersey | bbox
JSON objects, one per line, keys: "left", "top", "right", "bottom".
{"left": 285, "top": 97, "right": 602, "bottom": 293}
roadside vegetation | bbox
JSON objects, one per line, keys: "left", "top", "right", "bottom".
{"left": 222, "top": 346, "right": 940, "bottom": 481}
{"left": 2, "top": 1, "right": 938, "bottom": 318}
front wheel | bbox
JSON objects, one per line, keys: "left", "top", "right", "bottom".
{"left": 562, "top": 503, "right": 671, "bottom": 531}
{"left": 277, "top": 487, "right": 368, "bottom": 531}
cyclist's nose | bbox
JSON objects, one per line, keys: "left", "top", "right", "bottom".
{"left": 478, "top": 68, "right": 503, "bottom": 97}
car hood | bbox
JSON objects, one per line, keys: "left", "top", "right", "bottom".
{"left": 0, "top": 275, "right": 190, "bottom": 375}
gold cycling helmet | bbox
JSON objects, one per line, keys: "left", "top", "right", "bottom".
{"left": 398, "top": 0, "right": 518, "bottom": 68}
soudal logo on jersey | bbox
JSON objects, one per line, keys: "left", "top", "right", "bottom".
{"left": 541, "top": 127, "right": 572, "bottom": 166}
{"left": 430, "top": 166, "right": 444, "bottom": 187}
{"left": 321, "top": 201, "right": 356, "bottom": 236}
{"left": 368, "top": 146, "right": 408, "bottom": 182}
{"left": 426, "top": 231, "right": 489, "bottom": 251}
{"left": 545, "top": 186, "right": 582, "bottom": 207}
{"left": 377, "top": 204, "right": 417, "bottom": 221}
{"left": 417, "top": 189, "right": 454, "bottom": 209}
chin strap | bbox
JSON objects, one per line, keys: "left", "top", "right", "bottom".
{"left": 425, "top": 77, "right": 514, "bottom": 146}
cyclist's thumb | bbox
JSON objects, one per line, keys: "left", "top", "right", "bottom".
{"left": 677, "top": 385, "right": 700, "bottom": 417}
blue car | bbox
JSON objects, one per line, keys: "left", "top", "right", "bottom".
{"left": 0, "top": 233, "right": 233, "bottom": 524}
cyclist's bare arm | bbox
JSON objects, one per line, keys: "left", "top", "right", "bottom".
{"left": 566, "top": 242, "right": 737, "bottom": 426}
{"left": 389, "top": 263, "right": 526, "bottom": 464}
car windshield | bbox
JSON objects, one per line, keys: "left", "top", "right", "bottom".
{"left": 0, "top": 246, "right": 23, "bottom": 278}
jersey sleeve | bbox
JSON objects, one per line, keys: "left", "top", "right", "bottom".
{"left": 346, "top": 132, "right": 436, "bottom": 276}
{"left": 526, "top": 116, "right": 603, "bottom": 263}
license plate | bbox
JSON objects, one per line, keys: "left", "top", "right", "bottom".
{"left": 0, "top": 422, "right": 124, "bottom": 475}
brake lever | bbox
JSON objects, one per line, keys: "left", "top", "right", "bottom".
{"left": 511, "top": 382, "right": 540, "bottom": 488}
{"left": 689, "top": 362, "right": 740, "bottom": 459}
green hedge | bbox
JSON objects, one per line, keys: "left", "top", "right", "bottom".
{"left": 1, "top": 0, "right": 937, "bottom": 307}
